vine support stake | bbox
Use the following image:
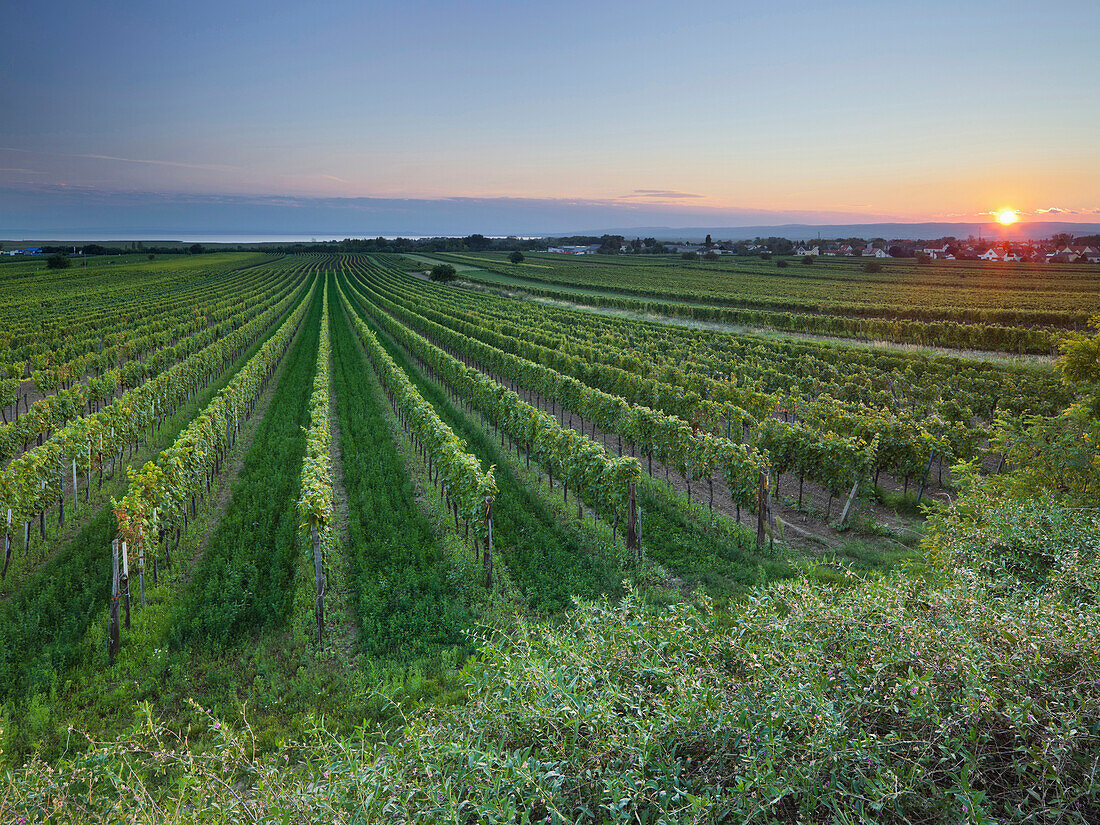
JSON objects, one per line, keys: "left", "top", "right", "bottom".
{"left": 121, "top": 541, "right": 131, "bottom": 629}
{"left": 838, "top": 478, "right": 861, "bottom": 529}
{"left": 626, "top": 481, "right": 639, "bottom": 559}
{"left": 2, "top": 509, "right": 11, "bottom": 579}
{"left": 109, "top": 539, "right": 121, "bottom": 665}
{"left": 484, "top": 497, "right": 494, "bottom": 588}
{"left": 756, "top": 470, "right": 767, "bottom": 550}
{"left": 915, "top": 449, "right": 935, "bottom": 506}
{"left": 313, "top": 519, "right": 324, "bottom": 648}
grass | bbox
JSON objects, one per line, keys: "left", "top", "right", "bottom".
{"left": 329, "top": 281, "right": 474, "bottom": 660}
{"left": 0, "top": 291, "right": 305, "bottom": 712}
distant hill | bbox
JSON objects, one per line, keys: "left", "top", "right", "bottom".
{"left": 565, "top": 222, "right": 1100, "bottom": 242}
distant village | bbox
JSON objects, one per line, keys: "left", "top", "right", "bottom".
{"left": 547, "top": 236, "right": 1100, "bottom": 263}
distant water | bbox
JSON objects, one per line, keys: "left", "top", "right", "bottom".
{"left": 4, "top": 233, "right": 393, "bottom": 244}
{"left": 2, "top": 233, "right": 538, "bottom": 244}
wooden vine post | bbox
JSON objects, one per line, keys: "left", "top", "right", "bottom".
{"left": 484, "top": 496, "right": 494, "bottom": 588}
{"left": 121, "top": 541, "right": 131, "bottom": 629}
{"left": 312, "top": 518, "right": 325, "bottom": 647}
{"left": 137, "top": 528, "right": 146, "bottom": 608}
{"left": 838, "top": 479, "right": 861, "bottom": 528}
{"left": 109, "top": 539, "right": 121, "bottom": 665}
{"left": 625, "top": 480, "right": 639, "bottom": 560}
{"left": 756, "top": 470, "right": 767, "bottom": 550}
{"left": 915, "top": 449, "right": 936, "bottom": 506}
{"left": 2, "top": 508, "right": 11, "bottom": 579}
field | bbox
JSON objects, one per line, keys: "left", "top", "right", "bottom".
{"left": 2, "top": 251, "right": 1098, "bottom": 823}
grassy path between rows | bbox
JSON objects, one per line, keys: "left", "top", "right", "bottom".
{"left": 342, "top": 274, "right": 624, "bottom": 613}
{"left": 330, "top": 286, "right": 473, "bottom": 660}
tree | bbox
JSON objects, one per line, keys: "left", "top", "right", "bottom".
{"left": 681, "top": 252, "right": 698, "bottom": 261}
{"left": 148, "top": 254, "right": 156, "bottom": 261}
{"left": 704, "top": 251, "right": 719, "bottom": 261}
{"left": 801, "top": 255, "right": 814, "bottom": 265}
{"left": 509, "top": 251, "right": 525, "bottom": 264}
{"left": 863, "top": 260, "right": 884, "bottom": 273}
{"left": 46, "top": 253, "right": 71, "bottom": 269}
{"left": 759, "top": 252, "right": 772, "bottom": 261}
{"left": 915, "top": 252, "right": 932, "bottom": 265}
{"left": 430, "top": 264, "right": 457, "bottom": 283}
{"left": 776, "top": 259, "right": 789, "bottom": 268}
{"left": 1061, "top": 314, "right": 1100, "bottom": 417}
{"left": 189, "top": 244, "right": 204, "bottom": 254}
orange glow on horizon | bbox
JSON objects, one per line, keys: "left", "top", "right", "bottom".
{"left": 997, "top": 209, "right": 1019, "bottom": 226}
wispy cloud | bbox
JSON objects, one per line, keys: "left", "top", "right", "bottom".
{"left": 1034, "top": 206, "right": 1078, "bottom": 215}
{"left": 620, "top": 189, "right": 704, "bottom": 200}
{"left": 0, "top": 168, "right": 40, "bottom": 174}
{"left": 0, "top": 146, "right": 236, "bottom": 172}
{"left": 319, "top": 174, "right": 350, "bottom": 184}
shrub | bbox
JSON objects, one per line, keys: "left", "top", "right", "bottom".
{"left": 46, "top": 254, "right": 70, "bottom": 269}
{"left": 508, "top": 251, "right": 524, "bottom": 264}
{"left": 430, "top": 263, "right": 457, "bottom": 282}
{"left": 681, "top": 252, "right": 697, "bottom": 261}
{"left": 775, "top": 259, "right": 788, "bottom": 268}
{"left": 864, "top": 260, "right": 883, "bottom": 273}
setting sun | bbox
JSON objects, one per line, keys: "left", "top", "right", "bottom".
{"left": 997, "top": 209, "right": 1019, "bottom": 225}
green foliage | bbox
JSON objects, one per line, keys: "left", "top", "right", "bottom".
{"left": 429, "top": 263, "right": 457, "bottom": 282}
{"left": 9, "top": 513, "right": 1098, "bottom": 823}
{"left": 113, "top": 279, "right": 317, "bottom": 551}
{"left": 344, "top": 283, "right": 627, "bottom": 612}
{"left": 1060, "top": 314, "right": 1100, "bottom": 416}
{"left": 508, "top": 251, "right": 524, "bottom": 264}
{"left": 329, "top": 291, "right": 475, "bottom": 654}
{"left": 45, "top": 254, "right": 70, "bottom": 270}
{"left": 1, "top": 262, "right": 309, "bottom": 539}
{"left": 169, "top": 288, "right": 323, "bottom": 645}
{"left": 339, "top": 279, "right": 496, "bottom": 535}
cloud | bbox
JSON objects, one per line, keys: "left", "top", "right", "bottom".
{"left": 319, "top": 174, "right": 350, "bottom": 184}
{"left": 0, "top": 168, "right": 40, "bottom": 174}
{"left": 619, "top": 189, "right": 704, "bottom": 200}
{"left": 1034, "top": 206, "right": 1078, "bottom": 215}
{"left": 0, "top": 146, "right": 236, "bottom": 172}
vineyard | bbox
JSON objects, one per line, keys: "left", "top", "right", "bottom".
{"left": 416, "top": 251, "right": 1100, "bottom": 353}
{"left": 2, "top": 250, "right": 1098, "bottom": 823}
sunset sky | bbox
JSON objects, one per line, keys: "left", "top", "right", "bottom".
{"left": 2, "top": 0, "right": 1098, "bottom": 234}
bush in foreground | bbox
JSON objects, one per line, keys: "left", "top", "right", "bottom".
{"left": 4, "top": 484, "right": 1098, "bottom": 823}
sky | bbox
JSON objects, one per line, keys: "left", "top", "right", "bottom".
{"left": 2, "top": 0, "right": 1098, "bottom": 235}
